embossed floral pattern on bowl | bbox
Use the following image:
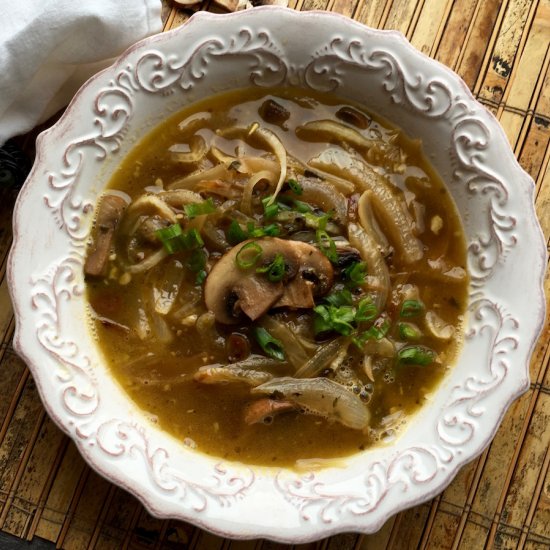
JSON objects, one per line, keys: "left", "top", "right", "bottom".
{"left": 8, "top": 7, "right": 546, "bottom": 541}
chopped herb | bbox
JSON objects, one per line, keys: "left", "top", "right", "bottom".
{"left": 355, "top": 296, "right": 378, "bottom": 322}
{"left": 304, "top": 211, "right": 331, "bottom": 230}
{"left": 155, "top": 224, "right": 203, "bottom": 254}
{"left": 262, "top": 195, "right": 290, "bottom": 219}
{"left": 400, "top": 299, "right": 424, "bottom": 317}
{"left": 195, "top": 269, "right": 207, "bottom": 285}
{"left": 313, "top": 304, "right": 356, "bottom": 336}
{"left": 247, "top": 222, "right": 280, "bottom": 238}
{"left": 181, "top": 228, "right": 204, "bottom": 250}
{"left": 235, "top": 242, "right": 263, "bottom": 269}
{"left": 227, "top": 220, "right": 248, "bottom": 245}
{"left": 291, "top": 199, "right": 313, "bottom": 213}
{"left": 264, "top": 202, "right": 279, "bottom": 219}
{"left": 257, "top": 253, "right": 286, "bottom": 282}
{"left": 287, "top": 179, "right": 303, "bottom": 195}
{"left": 228, "top": 160, "right": 241, "bottom": 171}
{"left": 343, "top": 261, "right": 368, "bottom": 284}
{"left": 398, "top": 322, "right": 421, "bottom": 341}
{"left": 184, "top": 198, "right": 216, "bottom": 219}
{"left": 186, "top": 249, "right": 207, "bottom": 272}
{"left": 155, "top": 223, "right": 185, "bottom": 254}
{"left": 324, "top": 288, "right": 353, "bottom": 307}
{"left": 353, "top": 317, "right": 391, "bottom": 347}
{"left": 397, "top": 346, "right": 435, "bottom": 365}
{"left": 316, "top": 229, "right": 338, "bottom": 263}
{"left": 260, "top": 224, "right": 280, "bottom": 236}
{"left": 253, "top": 327, "right": 285, "bottom": 361}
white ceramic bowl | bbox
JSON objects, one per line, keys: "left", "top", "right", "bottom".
{"left": 8, "top": 7, "right": 546, "bottom": 541}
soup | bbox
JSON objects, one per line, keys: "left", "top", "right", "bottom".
{"left": 85, "top": 87, "right": 468, "bottom": 467}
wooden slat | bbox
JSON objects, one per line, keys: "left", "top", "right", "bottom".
{"left": 0, "top": 0, "right": 549, "bottom": 549}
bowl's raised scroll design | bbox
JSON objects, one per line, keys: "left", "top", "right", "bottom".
{"left": 10, "top": 8, "right": 544, "bottom": 541}
{"left": 31, "top": 254, "right": 99, "bottom": 418}
{"left": 45, "top": 27, "right": 288, "bottom": 243}
{"left": 95, "top": 420, "right": 255, "bottom": 510}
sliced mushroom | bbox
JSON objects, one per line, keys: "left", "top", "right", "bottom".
{"left": 244, "top": 398, "right": 297, "bottom": 425}
{"left": 204, "top": 238, "right": 334, "bottom": 324}
{"left": 259, "top": 99, "right": 290, "bottom": 127}
{"left": 85, "top": 194, "right": 128, "bottom": 276}
{"left": 194, "top": 365, "right": 273, "bottom": 386}
{"left": 274, "top": 240, "right": 334, "bottom": 309}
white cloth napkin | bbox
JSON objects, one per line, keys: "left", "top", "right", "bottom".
{"left": 0, "top": 0, "right": 163, "bottom": 145}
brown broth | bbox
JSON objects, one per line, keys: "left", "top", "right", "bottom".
{"left": 86, "top": 87, "right": 468, "bottom": 467}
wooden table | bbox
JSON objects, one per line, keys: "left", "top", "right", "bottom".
{"left": 1, "top": 1, "right": 549, "bottom": 548}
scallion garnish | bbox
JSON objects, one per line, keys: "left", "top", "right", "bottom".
{"left": 235, "top": 242, "right": 263, "bottom": 269}
{"left": 247, "top": 222, "right": 280, "bottom": 238}
{"left": 261, "top": 224, "right": 280, "bottom": 237}
{"left": 400, "top": 299, "right": 424, "bottom": 318}
{"left": 155, "top": 223, "right": 185, "bottom": 254}
{"left": 316, "top": 229, "right": 338, "bottom": 263}
{"left": 155, "top": 224, "right": 203, "bottom": 254}
{"left": 181, "top": 228, "right": 204, "bottom": 250}
{"left": 264, "top": 203, "right": 279, "bottom": 218}
{"left": 184, "top": 198, "right": 216, "bottom": 219}
{"left": 291, "top": 199, "right": 313, "bottom": 213}
{"left": 227, "top": 220, "right": 248, "bottom": 245}
{"left": 304, "top": 212, "right": 331, "bottom": 230}
{"left": 313, "top": 304, "right": 356, "bottom": 336}
{"left": 397, "top": 346, "right": 435, "bottom": 366}
{"left": 186, "top": 248, "right": 207, "bottom": 272}
{"left": 256, "top": 253, "right": 286, "bottom": 282}
{"left": 353, "top": 317, "right": 391, "bottom": 347}
{"left": 253, "top": 327, "right": 285, "bottom": 361}
{"left": 195, "top": 269, "right": 207, "bottom": 285}
{"left": 287, "top": 179, "right": 303, "bottom": 195}
{"left": 355, "top": 296, "right": 378, "bottom": 322}
{"left": 398, "top": 322, "right": 421, "bottom": 341}
{"left": 343, "top": 261, "right": 368, "bottom": 284}
{"left": 324, "top": 288, "right": 353, "bottom": 307}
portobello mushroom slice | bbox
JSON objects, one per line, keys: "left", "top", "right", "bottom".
{"left": 84, "top": 194, "right": 128, "bottom": 276}
{"left": 204, "top": 237, "right": 334, "bottom": 323}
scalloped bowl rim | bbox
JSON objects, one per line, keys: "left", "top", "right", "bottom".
{"left": 8, "top": 7, "right": 547, "bottom": 542}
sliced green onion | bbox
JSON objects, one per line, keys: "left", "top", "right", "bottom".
{"left": 195, "top": 269, "right": 207, "bottom": 285}
{"left": 181, "top": 228, "right": 204, "bottom": 250}
{"left": 313, "top": 307, "right": 332, "bottom": 335}
{"left": 264, "top": 203, "right": 279, "bottom": 218}
{"left": 397, "top": 346, "right": 435, "bottom": 366}
{"left": 324, "top": 288, "right": 353, "bottom": 307}
{"left": 184, "top": 198, "right": 216, "bottom": 219}
{"left": 253, "top": 327, "right": 285, "bottom": 361}
{"left": 313, "top": 304, "right": 355, "bottom": 336}
{"left": 400, "top": 299, "right": 424, "bottom": 318}
{"left": 287, "top": 179, "right": 303, "bottom": 195}
{"left": 235, "top": 242, "right": 263, "bottom": 269}
{"left": 343, "top": 261, "right": 368, "bottom": 284}
{"left": 186, "top": 249, "right": 207, "bottom": 272}
{"left": 261, "top": 224, "right": 280, "bottom": 237}
{"left": 256, "top": 253, "right": 286, "bottom": 282}
{"left": 398, "top": 322, "right": 421, "bottom": 341}
{"left": 291, "top": 199, "right": 313, "bottom": 213}
{"left": 227, "top": 220, "right": 248, "bottom": 245}
{"left": 155, "top": 224, "right": 203, "bottom": 254}
{"left": 353, "top": 317, "right": 391, "bottom": 346}
{"left": 355, "top": 296, "right": 378, "bottom": 322}
{"left": 329, "top": 306, "right": 355, "bottom": 335}
{"left": 304, "top": 212, "right": 331, "bottom": 230}
{"left": 155, "top": 223, "right": 184, "bottom": 254}
{"left": 316, "top": 229, "right": 338, "bottom": 263}
{"left": 247, "top": 222, "right": 280, "bottom": 238}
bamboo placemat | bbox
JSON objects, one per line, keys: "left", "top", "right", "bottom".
{"left": 1, "top": 0, "right": 549, "bottom": 548}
